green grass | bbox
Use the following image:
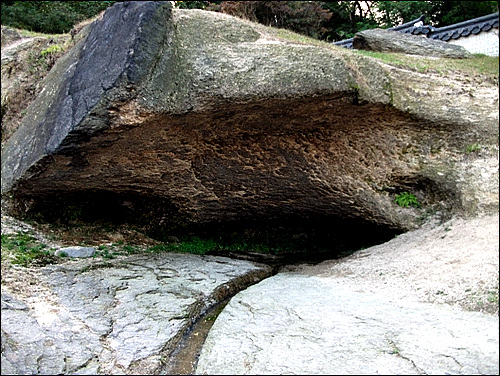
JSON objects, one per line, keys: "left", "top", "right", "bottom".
{"left": 40, "top": 44, "right": 63, "bottom": 57}
{"left": 1, "top": 233, "right": 58, "bottom": 267}
{"left": 88, "top": 232, "right": 332, "bottom": 259}
{"left": 354, "top": 50, "right": 499, "bottom": 78}
{"left": 17, "top": 29, "right": 62, "bottom": 38}
{"left": 88, "top": 237, "right": 222, "bottom": 259}
{"left": 274, "top": 28, "right": 332, "bottom": 48}
{"left": 465, "top": 143, "right": 481, "bottom": 153}
{"left": 262, "top": 23, "right": 499, "bottom": 80}
{"left": 261, "top": 24, "right": 499, "bottom": 85}
{"left": 146, "top": 237, "right": 220, "bottom": 255}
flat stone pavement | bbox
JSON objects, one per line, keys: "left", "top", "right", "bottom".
{"left": 1, "top": 253, "right": 272, "bottom": 375}
{"left": 196, "top": 273, "right": 498, "bottom": 375}
{"left": 196, "top": 215, "right": 500, "bottom": 375}
{"left": 2, "top": 214, "right": 498, "bottom": 375}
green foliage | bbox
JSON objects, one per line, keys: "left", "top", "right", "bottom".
{"left": 176, "top": 1, "right": 220, "bottom": 9}
{"left": 466, "top": 143, "right": 482, "bottom": 153}
{"left": 395, "top": 192, "right": 421, "bottom": 208}
{"left": 1, "top": 233, "right": 58, "bottom": 266}
{"left": 321, "top": 1, "right": 378, "bottom": 40}
{"left": 147, "top": 237, "right": 220, "bottom": 255}
{"left": 374, "top": 1, "right": 498, "bottom": 28}
{"left": 40, "top": 44, "right": 62, "bottom": 57}
{"left": 375, "top": 1, "right": 433, "bottom": 28}
{"left": 427, "top": 1, "right": 498, "bottom": 27}
{"left": 96, "top": 244, "right": 116, "bottom": 259}
{"left": 122, "top": 244, "right": 140, "bottom": 254}
{"left": 486, "top": 289, "right": 499, "bottom": 305}
{"left": 1, "top": 1, "right": 116, "bottom": 34}
{"left": 2, "top": 1, "right": 497, "bottom": 40}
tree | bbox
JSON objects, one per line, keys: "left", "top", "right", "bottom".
{"left": 213, "top": 1, "right": 333, "bottom": 39}
{"left": 373, "top": 1, "right": 498, "bottom": 28}
{"left": 374, "top": 1, "right": 434, "bottom": 28}
{"left": 175, "top": 1, "right": 221, "bottom": 9}
{"left": 321, "top": 1, "right": 378, "bottom": 40}
{"left": 427, "top": 1, "right": 498, "bottom": 27}
{"left": 1, "top": 1, "right": 115, "bottom": 34}
{"left": 324, "top": 1, "right": 498, "bottom": 40}
{"left": 2, "top": 1, "right": 497, "bottom": 38}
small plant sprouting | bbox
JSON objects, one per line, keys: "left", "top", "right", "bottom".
{"left": 40, "top": 44, "right": 62, "bottom": 57}
{"left": 465, "top": 143, "right": 481, "bottom": 153}
{"left": 395, "top": 192, "right": 421, "bottom": 208}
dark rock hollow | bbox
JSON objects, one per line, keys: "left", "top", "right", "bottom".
{"left": 1, "top": 2, "right": 498, "bottom": 253}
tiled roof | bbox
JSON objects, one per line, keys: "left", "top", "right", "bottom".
{"left": 399, "top": 25, "right": 434, "bottom": 37}
{"left": 334, "top": 12, "right": 499, "bottom": 48}
{"left": 389, "top": 15, "right": 426, "bottom": 33}
{"left": 334, "top": 15, "right": 426, "bottom": 48}
{"left": 334, "top": 38, "right": 354, "bottom": 49}
{"left": 428, "top": 12, "right": 499, "bottom": 41}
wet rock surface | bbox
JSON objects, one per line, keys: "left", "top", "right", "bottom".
{"left": 1, "top": 253, "right": 272, "bottom": 375}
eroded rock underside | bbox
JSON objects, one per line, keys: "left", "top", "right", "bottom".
{"left": 1, "top": 2, "right": 498, "bottom": 252}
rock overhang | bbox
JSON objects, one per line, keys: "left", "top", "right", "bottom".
{"left": 1, "top": 1, "right": 498, "bottom": 250}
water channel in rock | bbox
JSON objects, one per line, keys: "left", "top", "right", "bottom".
{"left": 158, "top": 250, "right": 353, "bottom": 375}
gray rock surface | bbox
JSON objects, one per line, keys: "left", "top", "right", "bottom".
{"left": 1, "top": 253, "right": 272, "bottom": 375}
{"left": 197, "top": 274, "right": 498, "bottom": 375}
{"left": 55, "top": 246, "right": 96, "bottom": 258}
{"left": 196, "top": 214, "right": 500, "bottom": 375}
{"left": 1, "top": 2, "right": 498, "bottom": 237}
{"left": 1, "top": 26, "right": 22, "bottom": 47}
{"left": 353, "top": 28, "right": 471, "bottom": 58}
{"left": 1, "top": 214, "right": 498, "bottom": 375}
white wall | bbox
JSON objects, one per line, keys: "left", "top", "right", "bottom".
{"left": 447, "top": 29, "right": 499, "bottom": 56}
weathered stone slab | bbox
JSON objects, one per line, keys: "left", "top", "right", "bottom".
{"left": 55, "top": 246, "right": 96, "bottom": 258}
{"left": 197, "top": 274, "right": 499, "bottom": 375}
{"left": 1, "top": 253, "right": 272, "bottom": 375}
{"left": 1, "top": 26, "right": 22, "bottom": 47}
{"left": 353, "top": 28, "right": 471, "bottom": 58}
{"left": 196, "top": 214, "right": 500, "bottom": 375}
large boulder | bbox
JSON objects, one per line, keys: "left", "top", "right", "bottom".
{"left": 353, "top": 28, "right": 471, "bottom": 58}
{"left": 1, "top": 2, "right": 498, "bottom": 246}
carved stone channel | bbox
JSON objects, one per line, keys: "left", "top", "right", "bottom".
{"left": 160, "top": 250, "right": 348, "bottom": 375}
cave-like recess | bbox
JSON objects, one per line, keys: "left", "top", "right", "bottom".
{"left": 7, "top": 94, "right": 459, "bottom": 260}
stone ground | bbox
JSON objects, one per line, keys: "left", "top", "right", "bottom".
{"left": 197, "top": 214, "right": 499, "bottom": 375}
{"left": 1, "top": 214, "right": 499, "bottom": 375}
{"left": 0, "top": 227, "right": 273, "bottom": 374}
{"left": 197, "top": 274, "right": 498, "bottom": 375}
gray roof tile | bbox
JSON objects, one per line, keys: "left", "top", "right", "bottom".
{"left": 334, "top": 12, "right": 499, "bottom": 49}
